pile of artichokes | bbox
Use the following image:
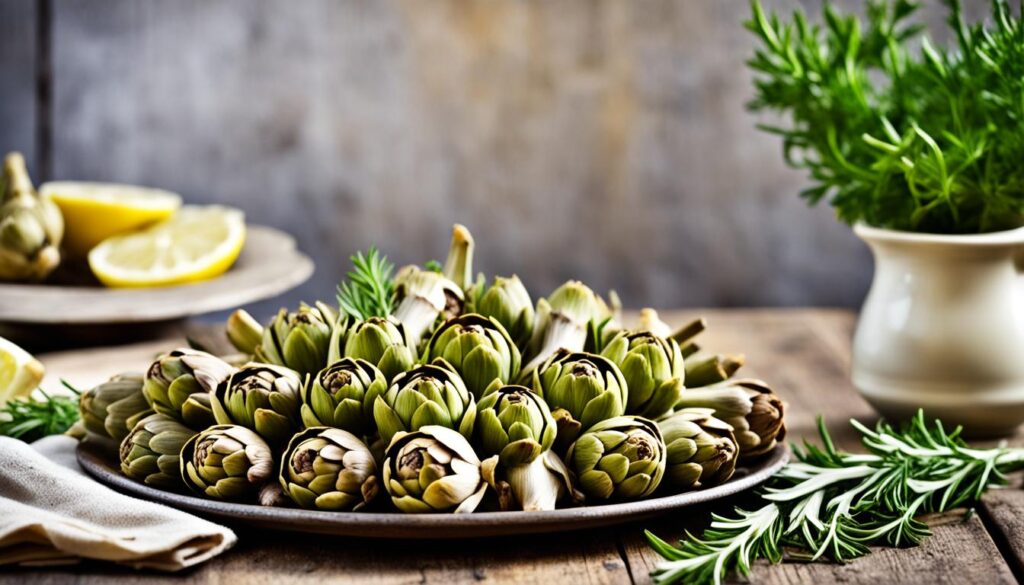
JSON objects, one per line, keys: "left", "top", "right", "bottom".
{"left": 79, "top": 224, "right": 786, "bottom": 513}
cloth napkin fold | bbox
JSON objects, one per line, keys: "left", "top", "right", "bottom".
{"left": 0, "top": 435, "right": 237, "bottom": 571}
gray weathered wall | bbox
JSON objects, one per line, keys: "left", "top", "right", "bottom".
{"left": 0, "top": 1, "right": 991, "bottom": 316}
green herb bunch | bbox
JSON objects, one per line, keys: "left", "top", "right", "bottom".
{"left": 0, "top": 383, "right": 80, "bottom": 442}
{"left": 336, "top": 246, "right": 396, "bottom": 320}
{"left": 748, "top": 0, "right": 1024, "bottom": 233}
{"left": 647, "top": 411, "right": 1024, "bottom": 585}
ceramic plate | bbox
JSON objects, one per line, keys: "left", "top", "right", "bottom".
{"left": 78, "top": 441, "right": 788, "bottom": 538}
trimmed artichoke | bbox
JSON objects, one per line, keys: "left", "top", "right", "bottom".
{"left": 0, "top": 152, "right": 63, "bottom": 281}
{"left": 180, "top": 424, "right": 275, "bottom": 502}
{"left": 601, "top": 329, "right": 684, "bottom": 419}
{"left": 79, "top": 373, "right": 152, "bottom": 443}
{"left": 280, "top": 427, "right": 379, "bottom": 511}
{"left": 531, "top": 349, "right": 627, "bottom": 450}
{"left": 658, "top": 408, "right": 738, "bottom": 490}
{"left": 382, "top": 425, "right": 491, "bottom": 513}
{"left": 343, "top": 316, "right": 415, "bottom": 382}
{"left": 372, "top": 360, "right": 476, "bottom": 445}
{"left": 475, "top": 385, "right": 577, "bottom": 511}
{"left": 423, "top": 313, "right": 521, "bottom": 398}
{"left": 523, "top": 280, "right": 613, "bottom": 374}
{"left": 119, "top": 413, "right": 195, "bottom": 490}
{"left": 143, "top": 348, "right": 235, "bottom": 430}
{"left": 211, "top": 363, "right": 303, "bottom": 446}
{"left": 566, "top": 415, "right": 667, "bottom": 500}
{"left": 674, "top": 378, "right": 786, "bottom": 459}
{"left": 300, "top": 357, "right": 387, "bottom": 435}
{"left": 225, "top": 308, "right": 264, "bottom": 355}
{"left": 467, "top": 275, "right": 534, "bottom": 348}
{"left": 392, "top": 267, "right": 465, "bottom": 352}
{"left": 255, "top": 301, "right": 338, "bottom": 377}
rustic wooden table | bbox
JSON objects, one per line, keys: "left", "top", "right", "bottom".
{"left": 6, "top": 309, "right": 1022, "bottom": 584}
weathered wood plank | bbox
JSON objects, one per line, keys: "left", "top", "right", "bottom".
{"left": 0, "top": 0, "right": 38, "bottom": 174}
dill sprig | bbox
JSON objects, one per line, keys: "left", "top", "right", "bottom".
{"left": 0, "top": 382, "right": 81, "bottom": 442}
{"left": 336, "top": 247, "right": 396, "bottom": 321}
{"left": 747, "top": 0, "right": 1024, "bottom": 233}
{"left": 647, "top": 411, "right": 1024, "bottom": 585}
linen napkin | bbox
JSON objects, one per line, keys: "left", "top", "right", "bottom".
{"left": 0, "top": 435, "right": 237, "bottom": 570}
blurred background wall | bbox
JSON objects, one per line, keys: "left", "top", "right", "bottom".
{"left": 0, "top": 0, "right": 987, "bottom": 316}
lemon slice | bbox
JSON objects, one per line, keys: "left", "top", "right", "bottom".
{"left": 41, "top": 182, "right": 183, "bottom": 257}
{"left": 89, "top": 205, "right": 246, "bottom": 288}
{"left": 0, "top": 337, "right": 45, "bottom": 405}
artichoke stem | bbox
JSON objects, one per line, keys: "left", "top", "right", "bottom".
{"left": 506, "top": 454, "right": 563, "bottom": 512}
{"left": 226, "top": 309, "right": 264, "bottom": 355}
{"left": 394, "top": 294, "right": 441, "bottom": 351}
{"left": 680, "top": 341, "right": 700, "bottom": 358}
{"left": 684, "top": 354, "right": 745, "bottom": 387}
{"left": 442, "top": 224, "right": 474, "bottom": 290}
{"left": 3, "top": 152, "right": 33, "bottom": 202}
{"left": 522, "top": 312, "right": 587, "bottom": 374}
{"left": 671, "top": 318, "right": 707, "bottom": 345}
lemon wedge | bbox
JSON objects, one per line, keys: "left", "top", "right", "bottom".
{"left": 88, "top": 205, "right": 246, "bottom": 288}
{"left": 0, "top": 336, "right": 45, "bottom": 405}
{"left": 41, "top": 182, "right": 182, "bottom": 257}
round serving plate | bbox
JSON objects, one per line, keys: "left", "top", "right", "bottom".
{"left": 0, "top": 225, "right": 312, "bottom": 345}
{"left": 78, "top": 440, "right": 788, "bottom": 539}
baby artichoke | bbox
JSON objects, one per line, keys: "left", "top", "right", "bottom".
{"left": 532, "top": 349, "right": 628, "bottom": 450}
{"left": 423, "top": 314, "right": 521, "bottom": 398}
{"left": 280, "top": 427, "right": 379, "bottom": 511}
{"left": 343, "top": 316, "right": 415, "bottom": 382}
{"left": 143, "top": 348, "right": 235, "bottom": 430}
{"left": 658, "top": 408, "right": 738, "bottom": 490}
{"left": 475, "top": 385, "right": 576, "bottom": 511}
{"left": 79, "top": 373, "right": 152, "bottom": 443}
{"left": 383, "top": 425, "right": 491, "bottom": 513}
{"left": 256, "top": 301, "right": 338, "bottom": 377}
{"left": 674, "top": 378, "right": 786, "bottom": 459}
{"left": 0, "top": 152, "right": 63, "bottom": 281}
{"left": 467, "top": 275, "right": 534, "bottom": 349}
{"left": 523, "top": 280, "right": 613, "bottom": 374}
{"left": 566, "top": 415, "right": 667, "bottom": 501}
{"left": 601, "top": 329, "right": 684, "bottom": 419}
{"left": 372, "top": 360, "right": 476, "bottom": 445}
{"left": 300, "top": 357, "right": 387, "bottom": 436}
{"left": 119, "top": 413, "right": 195, "bottom": 490}
{"left": 180, "top": 424, "right": 275, "bottom": 502}
{"left": 211, "top": 363, "right": 303, "bottom": 446}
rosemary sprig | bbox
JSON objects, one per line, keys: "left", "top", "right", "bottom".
{"left": 647, "top": 411, "right": 1024, "bottom": 585}
{"left": 0, "top": 383, "right": 80, "bottom": 442}
{"left": 336, "top": 247, "right": 396, "bottom": 321}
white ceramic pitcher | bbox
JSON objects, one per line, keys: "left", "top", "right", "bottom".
{"left": 852, "top": 222, "right": 1024, "bottom": 437}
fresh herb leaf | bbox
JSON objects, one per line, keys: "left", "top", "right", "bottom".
{"left": 648, "top": 410, "right": 1024, "bottom": 585}
{"left": 0, "top": 385, "right": 81, "bottom": 442}
{"left": 336, "top": 247, "right": 396, "bottom": 320}
{"left": 423, "top": 260, "right": 443, "bottom": 273}
{"left": 747, "top": 0, "right": 1024, "bottom": 233}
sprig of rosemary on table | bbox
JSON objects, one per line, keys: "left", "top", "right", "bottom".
{"left": 336, "top": 247, "right": 396, "bottom": 320}
{"left": 0, "top": 382, "right": 80, "bottom": 442}
{"left": 647, "top": 411, "right": 1024, "bottom": 585}
{"left": 747, "top": 0, "right": 1024, "bottom": 233}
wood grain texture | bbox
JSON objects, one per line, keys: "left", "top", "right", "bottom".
{"left": 9, "top": 308, "right": 1023, "bottom": 584}
{"left": 0, "top": 0, "right": 37, "bottom": 173}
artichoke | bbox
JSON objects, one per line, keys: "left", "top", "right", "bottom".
{"left": 255, "top": 301, "right": 338, "bottom": 377}
{"left": 119, "top": 413, "right": 195, "bottom": 490}
{"left": 674, "top": 378, "right": 786, "bottom": 459}
{"left": 210, "top": 363, "right": 303, "bottom": 446}
{"left": 225, "top": 308, "right": 264, "bottom": 355}
{"left": 300, "top": 357, "right": 387, "bottom": 436}
{"left": 143, "top": 348, "right": 235, "bottom": 430}
{"left": 566, "top": 415, "right": 667, "bottom": 500}
{"left": 658, "top": 408, "right": 738, "bottom": 490}
{"left": 423, "top": 313, "right": 521, "bottom": 398}
{"left": 392, "top": 267, "right": 464, "bottom": 352}
{"left": 601, "top": 329, "right": 684, "bottom": 419}
{"left": 280, "top": 427, "right": 379, "bottom": 511}
{"left": 79, "top": 373, "right": 152, "bottom": 443}
{"left": 531, "top": 349, "right": 627, "bottom": 450}
{"left": 467, "top": 274, "right": 534, "bottom": 348}
{"left": 180, "top": 424, "right": 275, "bottom": 502}
{"left": 342, "top": 316, "right": 415, "bottom": 382}
{"left": 0, "top": 152, "right": 63, "bottom": 281}
{"left": 372, "top": 360, "right": 476, "bottom": 445}
{"left": 475, "top": 385, "right": 576, "bottom": 511}
{"left": 382, "top": 425, "right": 491, "bottom": 513}
{"left": 523, "top": 280, "right": 613, "bottom": 374}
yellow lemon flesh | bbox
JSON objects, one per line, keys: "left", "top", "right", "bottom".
{"left": 88, "top": 205, "right": 245, "bottom": 288}
{"left": 41, "top": 182, "right": 182, "bottom": 257}
{"left": 0, "top": 336, "right": 45, "bottom": 405}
